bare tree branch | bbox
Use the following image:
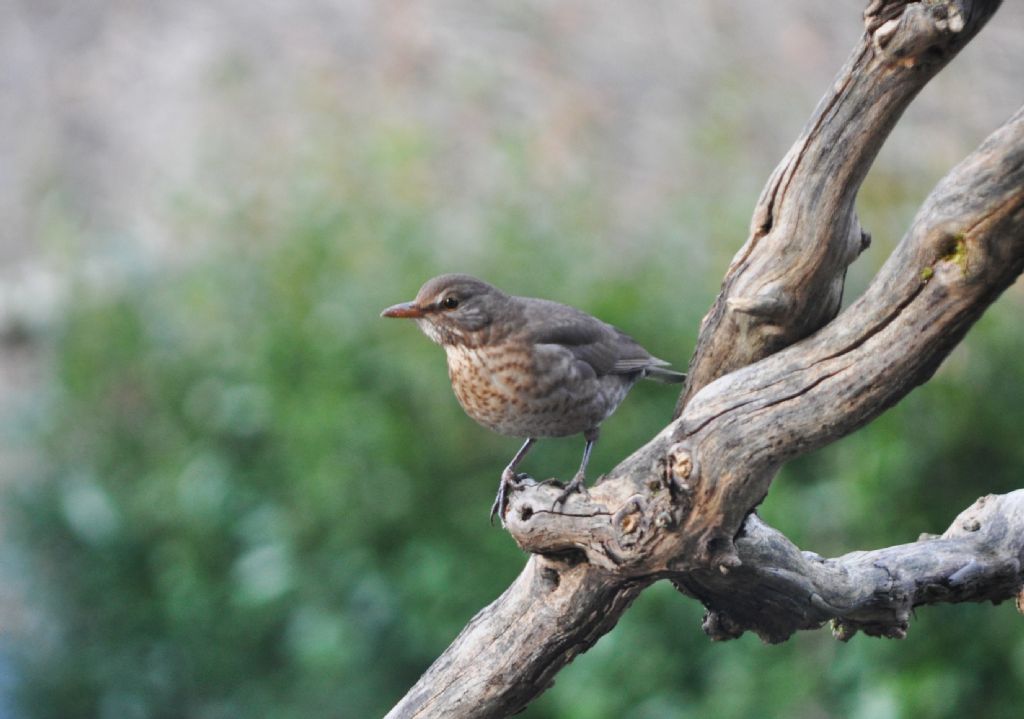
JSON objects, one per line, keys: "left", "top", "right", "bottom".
{"left": 677, "top": 0, "right": 1002, "bottom": 410}
{"left": 386, "top": 2, "right": 1022, "bottom": 717}
{"left": 387, "top": 558, "right": 649, "bottom": 719}
{"left": 683, "top": 492, "right": 1024, "bottom": 643}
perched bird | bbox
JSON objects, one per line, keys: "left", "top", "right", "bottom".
{"left": 381, "top": 274, "right": 685, "bottom": 524}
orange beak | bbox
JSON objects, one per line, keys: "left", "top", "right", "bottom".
{"left": 380, "top": 301, "right": 424, "bottom": 319}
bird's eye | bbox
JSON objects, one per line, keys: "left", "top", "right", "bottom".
{"left": 441, "top": 296, "right": 459, "bottom": 310}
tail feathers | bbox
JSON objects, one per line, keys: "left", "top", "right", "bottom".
{"left": 643, "top": 366, "right": 686, "bottom": 384}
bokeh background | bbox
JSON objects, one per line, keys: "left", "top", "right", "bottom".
{"left": 1, "top": 1, "right": 1023, "bottom": 717}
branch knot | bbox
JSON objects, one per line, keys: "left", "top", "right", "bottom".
{"left": 869, "top": 1, "right": 967, "bottom": 67}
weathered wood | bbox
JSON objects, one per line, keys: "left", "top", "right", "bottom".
{"left": 676, "top": 0, "right": 1002, "bottom": 412}
{"left": 681, "top": 492, "right": 1024, "bottom": 643}
{"left": 385, "top": 556, "right": 647, "bottom": 719}
{"left": 386, "top": 2, "right": 1021, "bottom": 717}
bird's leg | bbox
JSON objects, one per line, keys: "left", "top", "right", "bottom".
{"left": 554, "top": 428, "right": 598, "bottom": 509}
{"left": 490, "top": 438, "right": 536, "bottom": 526}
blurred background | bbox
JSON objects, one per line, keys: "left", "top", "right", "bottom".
{"left": 1, "top": 1, "right": 1023, "bottom": 717}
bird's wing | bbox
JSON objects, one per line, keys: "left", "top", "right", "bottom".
{"left": 610, "top": 356, "right": 670, "bottom": 372}
{"left": 521, "top": 298, "right": 658, "bottom": 377}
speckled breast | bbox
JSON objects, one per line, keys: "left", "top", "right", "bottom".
{"left": 443, "top": 341, "right": 635, "bottom": 438}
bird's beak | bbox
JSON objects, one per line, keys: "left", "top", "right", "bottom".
{"left": 380, "top": 300, "right": 424, "bottom": 319}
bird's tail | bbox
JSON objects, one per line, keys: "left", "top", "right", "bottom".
{"left": 643, "top": 366, "right": 686, "bottom": 384}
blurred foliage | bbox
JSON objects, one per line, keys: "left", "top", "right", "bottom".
{"left": 7, "top": 115, "right": 1024, "bottom": 719}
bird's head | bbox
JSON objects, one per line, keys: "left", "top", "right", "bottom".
{"left": 381, "top": 274, "right": 510, "bottom": 346}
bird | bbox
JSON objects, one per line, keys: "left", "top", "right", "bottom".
{"left": 381, "top": 274, "right": 685, "bottom": 524}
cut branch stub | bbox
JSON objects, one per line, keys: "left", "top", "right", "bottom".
{"left": 504, "top": 477, "right": 684, "bottom": 573}
{"left": 676, "top": 0, "right": 1003, "bottom": 414}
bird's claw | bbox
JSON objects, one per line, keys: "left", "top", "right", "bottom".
{"left": 552, "top": 472, "right": 589, "bottom": 511}
{"left": 488, "top": 495, "right": 504, "bottom": 527}
{"left": 490, "top": 470, "right": 532, "bottom": 527}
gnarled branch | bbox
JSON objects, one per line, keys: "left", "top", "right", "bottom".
{"left": 387, "top": 2, "right": 1022, "bottom": 718}
{"left": 683, "top": 492, "right": 1024, "bottom": 643}
{"left": 677, "top": 0, "right": 1001, "bottom": 409}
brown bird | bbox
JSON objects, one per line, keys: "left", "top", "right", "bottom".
{"left": 381, "top": 274, "right": 685, "bottom": 524}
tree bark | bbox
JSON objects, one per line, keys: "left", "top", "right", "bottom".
{"left": 677, "top": 0, "right": 1003, "bottom": 410}
{"left": 386, "top": 2, "right": 1023, "bottom": 717}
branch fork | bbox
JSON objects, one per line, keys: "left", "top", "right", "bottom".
{"left": 388, "top": 2, "right": 1023, "bottom": 716}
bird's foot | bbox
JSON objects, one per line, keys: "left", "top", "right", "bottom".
{"left": 490, "top": 470, "right": 531, "bottom": 526}
{"left": 552, "top": 472, "right": 589, "bottom": 511}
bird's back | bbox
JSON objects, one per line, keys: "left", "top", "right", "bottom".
{"left": 516, "top": 296, "right": 674, "bottom": 379}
